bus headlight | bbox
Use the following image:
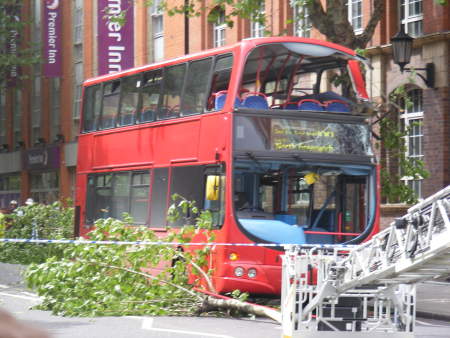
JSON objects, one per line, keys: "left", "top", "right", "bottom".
{"left": 247, "top": 268, "right": 257, "bottom": 278}
{"left": 234, "top": 267, "right": 245, "bottom": 277}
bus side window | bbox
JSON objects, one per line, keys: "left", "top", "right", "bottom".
{"left": 169, "top": 166, "right": 204, "bottom": 227}
{"left": 208, "top": 54, "right": 233, "bottom": 111}
{"left": 150, "top": 168, "right": 169, "bottom": 228}
{"left": 140, "top": 69, "right": 163, "bottom": 123}
{"left": 118, "top": 75, "right": 141, "bottom": 126}
{"left": 204, "top": 174, "right": 225, "bottom": 227}
{"left": 82, "top": 84, "right": 102, "bottom": 132}
{"left": 158, "top": 64, "right": 186, "bottom": 120}
{"left": 101, "top": 80, "right": 121, "bottom": 129}
{"left": 181, "top": 58, "right": 213, "bottom": 116}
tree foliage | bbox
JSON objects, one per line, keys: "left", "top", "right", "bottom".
{"left": 0, "top": 202, "right": 74, "bottom": 265}
{"left": 25, "top": 197, "right": 216, "bottom": 317}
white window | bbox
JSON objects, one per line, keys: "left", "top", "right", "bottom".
{"left": 250, "top": 3, "right": 265, "bottom": 38}
{"left": 293, "top": 4, "right": 311, "bottom": 38}
{"left": 400, "top": 88, "right": 424, "bottom": 199}
{"left": 50, "top": 79, "right": 61, "bottom": 142}
{"left": 73, "top": 0, "right": 83, "bottom": 44}
{"left": 348, "top": 0, "right": 363, "bottom": 34}
{"left": 213, "top": 10, "right": 226, "bottom": 47}
{"left": 400, "top": 0, "right": 423, "bottom": 37}
{"left": 152, "top": 0, "right": 164, "bottom": 61}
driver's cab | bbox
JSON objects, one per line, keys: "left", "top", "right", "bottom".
{"left": 233, "top": 162, "right": 370, "bottom": 245}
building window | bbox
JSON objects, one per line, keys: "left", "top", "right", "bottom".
{"left": 13, "top": 89, "right": 21, "bottom": 148}
{"left": 213, "top": 9, "right": 226, "bottom": 48}
{"left": 400, "top": 0, "right": 423, "bottom": 37}
{"left": 31, "top": 73, "right": 41, "bottom": 146}
{"left": 250, "top": 3, "right": 265, "bottom": 38}
{"left": 293, "top": 4, "right": 311, "bottom": 38}
{"left": 0, "top": 90, "right": 5, "bottom": 146}
{"left": 73, "top": 0, "right": 83, "bottom": 139}
{"left": 30, "top": 172, "right": 59, "bottom": 204}
{"left": 400, "top": 88, "right": 423, "bottom": 199}
{"left": 152, "top": 0, "right": 164, "bottom": 62}
{"left": 0, "top": 174, "right": 21, "bottom": 208}
{"left": 348, "top": 0, "right": 363, "bottom": 34}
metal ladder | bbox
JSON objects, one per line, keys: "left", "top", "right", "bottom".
{"left": 281, "top": 185, "right": 450, "bottom": 338}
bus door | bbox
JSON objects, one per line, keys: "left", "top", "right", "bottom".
{"left": 337, "top": 176, "right": 367, "bottom": 243}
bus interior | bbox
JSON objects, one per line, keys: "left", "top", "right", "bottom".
{"left": 214, "top": 41, "right": 368, "bottom": 113}
{"left": 233, "top": 160, "right": 375, "bottom": 245}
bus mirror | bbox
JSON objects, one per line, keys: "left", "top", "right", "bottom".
{"left": 304, "top": 172, "right": 319, "bottom": 185}
{"left": 206, "top": 175, "right": 220, "bottom": 201}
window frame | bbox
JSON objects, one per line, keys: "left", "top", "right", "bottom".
{"left": 292, "top": 3, "right": 311, "bottom": 38}
{"left": 86, "top": 170, "right": 150, "bottom": 225}
{"left": 348, "top": 0, "right": 363, "bottom": 35}
{"left": 399, "top": 88, "right": 424, "bottom": 199}
{"left": 213, "top": 10, "right": 226, "bottom": 48}
{"left": 400, "top": 0, "right": 423, "bottom": 37}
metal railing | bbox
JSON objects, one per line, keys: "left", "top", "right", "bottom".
{"left": 281, "top": 185, "right": 450, "bottom": 337}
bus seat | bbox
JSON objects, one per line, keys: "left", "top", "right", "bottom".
{"left": 241, "top": 93, "right": 269, "bottom": 109}
{"left": 325, "top": 100, "right": 350, "bottom": 112}
{"left": 101, "top": 117, "right": 115, "bottom": 129}
{"left": 121, "top": 114, "right": 134, "bottom": 125}
{"left": 141, "top": 109, "right": 155, "bottom": 122}
{"left": 214, "top": 91, "right": 241, "bottom": 110}
{"left": 282, "top": 102, "right": 298, "bottom": 110}
{"left": 297, "top": 99, "right": 324, "bottom": 111}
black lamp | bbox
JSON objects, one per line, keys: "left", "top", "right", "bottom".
{"left": 391, "top": 26, "right": 435, "bottom": 88}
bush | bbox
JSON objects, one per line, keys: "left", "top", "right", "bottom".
{"left": 0, "top": 202, "right": 74, "bottom": 265}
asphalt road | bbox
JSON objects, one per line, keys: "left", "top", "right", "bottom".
{"left": 1, "top": 263, "right": 449, "bottom": 338}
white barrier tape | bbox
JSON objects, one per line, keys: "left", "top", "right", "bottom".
{"left": 0, "top": 238, "right": 355, "bottom": 249}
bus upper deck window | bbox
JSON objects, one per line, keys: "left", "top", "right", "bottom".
{"left": 82, "top": 84, "right": 102, "bottom": 132}
{"left": 101, "top": 80, "right": 121, "bottom": 129}
{"left": 118, "top": 75, "right": 141, "bottom": 126}
{"left": 181, "top": 58, "right": 213, "bottom": 116}
{"left": 208, "top": 54, "right": 233, "bottom": 111}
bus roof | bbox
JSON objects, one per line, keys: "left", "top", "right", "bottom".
{"left": 83, "top": 37, "right": 361, "bottom": 87}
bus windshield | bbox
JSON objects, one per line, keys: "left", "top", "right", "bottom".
{"left": 235, "top": 42, "right": 367, "bottom": 112}
{"left": 233, "top": 159, "right": 375, "bottom": 245}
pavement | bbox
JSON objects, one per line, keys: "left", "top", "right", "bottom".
{"left": 416, "top": 280, "right": 450, "bottom": 322}
{"left": 1, "top": 263, "right": 450, "bottom": 322}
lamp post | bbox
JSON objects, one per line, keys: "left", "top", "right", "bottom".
{"left": 391, "top": 26, "right": 435, "bottom": 88}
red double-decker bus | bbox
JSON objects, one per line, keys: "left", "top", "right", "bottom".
{"left": 75, "top": 37, "right": 379, "bottom": 294}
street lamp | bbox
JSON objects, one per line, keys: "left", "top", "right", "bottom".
{"left": 391, "top": 26, "right": 435, "bottom": 88}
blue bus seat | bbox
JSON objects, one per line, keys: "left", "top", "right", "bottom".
{"left": 241, "top": 93, "right": 269, "bottom": 109}
{"left": 325, "top": 100, "right": 350, "bottom": 112}
{"left": 282, "top": 102, "right": 298, "bottom": 110}
{"left": 298, "top": 99, "right": 324, "bottom": 111}
{"left": 214, "top": 91, "right": 241, "bottom": 110}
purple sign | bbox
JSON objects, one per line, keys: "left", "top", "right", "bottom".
{"left": 98, "top": 0, "right": 134, "bottom": 75}
{"left": 6, "top": 3, "right": 21, "bottom": 85}
{"left": 23, "top": 145, "right": 61, "bottom": 171}
{"left": 43, "top": 0, "right": 62, "bottom": 77}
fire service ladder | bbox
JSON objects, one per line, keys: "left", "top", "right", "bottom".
{"left": 281, "top": 185, "right": 450, "bottom": 338}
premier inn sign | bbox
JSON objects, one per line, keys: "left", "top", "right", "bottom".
{"left": 43, "top": 0, "right": 62, "bottom": 77}
{"left": 97, "top": 0, "right": 134, "bottom": 75}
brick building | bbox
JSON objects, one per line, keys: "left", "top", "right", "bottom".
{"left": 0, "top": 1, "right": 448, "bottom": 228}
